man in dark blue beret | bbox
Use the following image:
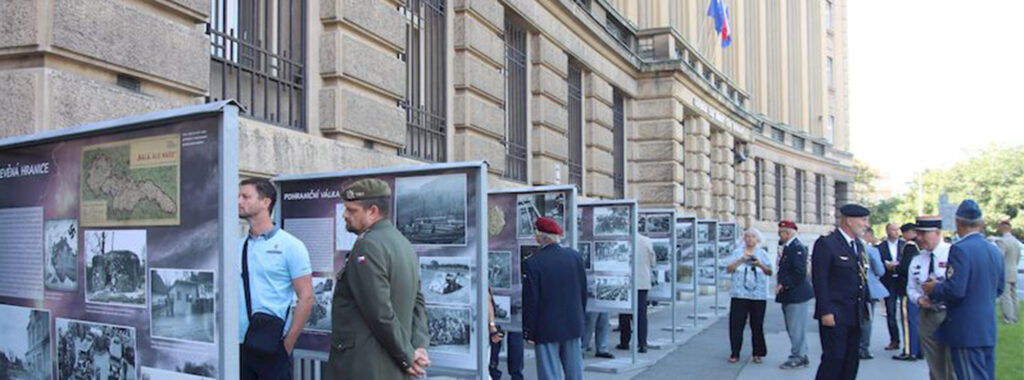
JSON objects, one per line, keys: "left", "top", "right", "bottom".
{"left": 811, "top": 204, "right": 872, "bottom": 379}
{"left": 923, "top": 200, "right": 1005, "bottom": 380}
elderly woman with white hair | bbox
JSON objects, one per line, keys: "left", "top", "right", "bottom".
{"left": 725, "top": 227, "right": 773, "bottom": 364}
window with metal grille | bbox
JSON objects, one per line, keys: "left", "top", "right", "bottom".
{"left": 815, "top": 174, "right": 825, "bottom": 224}
{"left": 792, "top": 136, "right": 805, "bottom": 150}
{"left": 775, "top": 163, "right": 784, "bottom": 221}
{"left": 613, "top": 89, "right": 625, "bottom": 198}
{"left": 503, "top": 18, "right": 528, "bottom": 182}
{"left": 812, "top": 142, "right": 825, "bottom": 156}
{"left": 400, "top": 0, "right": 447, "bottom": 162}
{"left": 754, "top": 158, "right": 763, "bottom": 220}
{"left": 795, "top": 169, "right": 805, "bottom": 223}
{"left": 208, "top": 0, "right": 306, "bottom": 130}
{"left": 771, "top": 127, "right": 785, "bottom": 142}
{"left": 567, "top": 63, "right": 583, "bottom": 192}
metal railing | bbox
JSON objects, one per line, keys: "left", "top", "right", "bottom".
{"left": 504, "top": 19, "right": 528, "bottom": 182}
{"left": 208, "top": 0, "right": 306, "bottom": 130}
{"left": 400, "top": 0, "right": 448, "bottom": 162}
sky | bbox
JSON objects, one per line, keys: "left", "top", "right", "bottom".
{"left": 847, "top": 0, "right": 1024, "bottom": 197}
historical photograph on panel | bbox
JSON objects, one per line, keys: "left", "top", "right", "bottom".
{"left": 487, "top": 251, "right": 512, "bottom": 290}
{"left": 593, "top": 241, "right": 630, "bottom": 272}
{"left": 696, "top": 223, "right": 709, "bottom": 244}
{"left": 676, "top": 220, "right": 696, "bottom": 286}
{"left": 80, "top": 134, "right": 181, "bottom": 227}
{"left": 593, "top": 205, "right": 630, "bottom": 237}
{"left": 141, "top": 366, "right": 213, "bottom": 380}
{"left": 420, "top": 256, "right": 471, "bottom": 305}
{"left": 0, "top": 304, "right": 51, "bottom": 380}
{"left": 85, "top": 229, "right": 147, "bottom": 307}
{"left": 488, "top": 205, "right": 506, "bottom": 238}
{"left": 594, "top": 276, "right": 630, "bottom": 303}
{"left": 719, "top": 223, "right": 736, "bottom": 243}
{"left": 640, "top": 213, "right": 672, "bottom": 235}
{"left": 299, "top": 277, "right": 333, "bottom": 332}
{"left": 698, "top": 245, "right": 717, "bottom": 285}
{"left": 395, "top": 173, "right": 467, "bottom": 245}
{"left": 651, "top": 239, "right": 671, "bottom": 264}
{"left": 150, "top": 269, "right": 215, "bottom": 344}
{"left": 492, "top": 295, "right": 512, "bottom": 324}
{"left": 45, "top": 219, "right": 79, "bottom": 291}
{"left": 334, "top": 203, "right": 358, "bottom": 251}
{"left": 427, "top": 306, "right": 472, "bottom": 354}
{"left": 56, "top": 318, "right": 137, "bottom": 380}
{"left": 515, "top": 193, "right": 566, "bottom": 238}
{"left": 578, "top": 242, "right": 593, "bottom": 271}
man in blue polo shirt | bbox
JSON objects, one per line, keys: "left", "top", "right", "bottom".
{"left": 238, "top": 178, "right": 314, "bottom": 379}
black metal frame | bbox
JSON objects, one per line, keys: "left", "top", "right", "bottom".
{"left": 613, "top": 89, "right": 625, "bottom": 198}
{"left": 207, "top": 0, "right": 306, "bottom": 130}
{"left": 503, "top": 19, "right": 528, "bottom": 182}
{"left": 401, "top": 0, "right": 448, "bottom": 162}
{"left": 567, "top": 62, "right": 583, "bottom": 192}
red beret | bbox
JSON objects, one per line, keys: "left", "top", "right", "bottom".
{"left": 535, "top": 217, "right": 563, "bottom": 235}
{"left": 778, "top": 220, "right": 798, "bottom": 231}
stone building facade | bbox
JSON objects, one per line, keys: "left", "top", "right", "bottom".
{"left": 0, "top": 0, "right": 855, "bottom": 237}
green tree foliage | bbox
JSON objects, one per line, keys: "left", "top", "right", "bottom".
{"left": 868, "top": 145, "right": 1024, "bottom": 237}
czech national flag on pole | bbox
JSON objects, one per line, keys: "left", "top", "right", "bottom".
{"left": 706, "top": 0, "right": 733, "bottom": 48}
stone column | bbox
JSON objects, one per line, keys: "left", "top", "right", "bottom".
{"left": 783, "top": 165, "right": 797, "bottom": 221}
{"left": 762, "top": 160, "right": 778, "bottom": 221}
{"left": 711, "top": 129, "right": 736, "bottom": 221}
{"left": 630, "top": 77, "right": 685, "bottom": 208}
{"left": 684, "top": 115, "right": 713, "bottom": 218}
{"left": 585, "top": 73, "right": 615, "bottom": 199}
{"left": 452, "top": 0, "right": 506, "bottom": 174}
{"left": 530, "top": 34, "right": 569, "bottom": 185}
{"left": 803, "top": 170, "right": 817, "bottom": 225}
{"left": 735, "top": 156, "right": 755, "bottom": 228}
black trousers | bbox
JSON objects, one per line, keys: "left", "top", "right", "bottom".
{"left": 241, "top": 343, "right": 293, "bottom": 380}
{"left": 816, "top": 323, "right": 861, "bottom": 380}
{"left": 884, "top": 295, "right": 900, "bottom": 345}
{"left": 618, "top": 290, "right": 649, "bottom": 348}
{"left": 728, "top": 298, "right": 767, "bottom": 358}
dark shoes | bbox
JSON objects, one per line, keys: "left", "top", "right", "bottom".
{"left": 884, "top": 342, "right": 900, "bottom": 351}
{"left": 595, "top": 351, "right": 615, "bottom": 359}
{"left": 638, "top": 346, "right": 648, "bottom": 353}
{"left": 892, "top": 354, "right": 917, "bottom": 361}
{"left": 859, "top": 351, "right": 874, "bottom": 360}
{"left": 615, "top": 344, "right": 629, "bottom": 350}
{"left": 779, "top": 356, "right": 809, "bottom": 369}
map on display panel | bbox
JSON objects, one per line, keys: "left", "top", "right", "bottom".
{"left": 80, "top": 134, "right": 181, "bottom": 227}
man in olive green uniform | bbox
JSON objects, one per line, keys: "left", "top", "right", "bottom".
{"left": 328, "top": 178, "right": 431, "bottom": 378}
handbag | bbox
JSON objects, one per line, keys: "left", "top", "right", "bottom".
{"left": 242, "top": 240, "right": 289, "bottom": 355}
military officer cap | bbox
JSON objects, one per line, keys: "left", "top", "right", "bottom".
{"left": 342, "top": 178, "right": 391, "bottom": 201}
{"left": 778, "top": 220, "right": 798, "bottom": 231}
{"left": 839, "top": 204, "right": 870, "bottom": 218}
{"left": 999, "top": 219, "right": 1011, "bottom": 227}
{"left": 915, "top": 215, "right": 942, "bottom": 231}
{"left": 955, "top": 199, "right": 983, "bottom": 223}
{"left": 899, "top": 222, "right": 917, "bottom": 232}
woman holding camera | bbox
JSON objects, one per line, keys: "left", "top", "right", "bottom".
{"left": 725, "top": 228, "right": 773, "bottom": 364}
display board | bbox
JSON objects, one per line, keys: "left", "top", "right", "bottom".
{"left": 274, "top": 162, "right": 488, "bottom": 378}
{"left": 0, "top": 102, "right": 240, "bottom": 379}
{"left": 578, "top": 201, "right": 637, "bottom": 313}
{"left": 487, "top": 186, "right": 577, "bottom": 333}
{"left": 717, "top": 222, "right": 738, "bottom": 290}
{"left": 696, "top": 220, "right": 718, "bottom": 287}
{"left": 639, "top": 210, "right": 675, "bottom": 301}
{"left": 674, "top": 216, "right": 697, "bottom": 292}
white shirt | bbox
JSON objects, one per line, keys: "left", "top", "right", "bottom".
{"left": 886, "top": 239, "right": 899, "bottom": 262}
{"left": 906, "top": 241, "right": 951, "bottom": 305}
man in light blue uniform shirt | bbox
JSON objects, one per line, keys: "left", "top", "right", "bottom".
{"left": 924, "top": 200, "right": 1005, "bottom": 380}
{"left": 238, "top": 178, "right": 314, "bottom": 379}
{"left": 858, "top": 228, "right": 889, "bottom": 360}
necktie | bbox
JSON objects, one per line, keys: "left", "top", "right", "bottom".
{"left": 928, "top": 253, "right": 935, "bottom": 277}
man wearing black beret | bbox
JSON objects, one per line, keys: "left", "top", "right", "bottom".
{"left": 811, "top": 204, "right": 871, "bottom": 379}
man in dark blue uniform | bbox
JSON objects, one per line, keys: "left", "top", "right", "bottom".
{"left": 523, "top": 217, "right": 587, "bottom": 380}
{"left": 811, "top": 204, "right": 871, "bottom": 380}
{"left": 876, "top": 223, "right": 905, "bottom": 351}
{"left": 923, "top": 200, "right": 1005, "bottom": 380}
{"left": 776, "top": 220, "right": 814, "bottom": 369}
{"left": 893, "top": 223, "right": 922, "bottom": 361}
